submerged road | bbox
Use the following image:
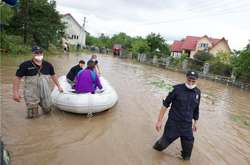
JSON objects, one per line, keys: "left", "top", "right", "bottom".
{"left": 1, "top": 53, "right": 250, "bottom": 165}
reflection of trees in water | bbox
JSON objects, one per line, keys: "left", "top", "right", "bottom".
{"left": 148, "top": 79, "right": 173, "bottom": 92}
{"left": 230, "top": 114, "right": 250, "bottom": 129}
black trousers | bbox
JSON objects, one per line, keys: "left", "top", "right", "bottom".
{"left": 153, "top": 119, "right": 194, "bottom": 159}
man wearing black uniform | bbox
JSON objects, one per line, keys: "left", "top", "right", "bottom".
{"left": 153, "top": 70, "right": 201, "bottom": 160}
{"left": 13, "top": 46, "right": 63, "bottom": 119}
{"left": 66, "top": 60, "right": 85, "bottom": 85}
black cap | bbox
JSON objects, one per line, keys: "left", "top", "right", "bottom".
{"left": 186, "top": 70, "right": 198, "bottom": 80}
{"left": 87, "top": 60, "right": 94, "bottom": 65}
{"left": 32, "top": 45, "right": 42, "bottom": 52}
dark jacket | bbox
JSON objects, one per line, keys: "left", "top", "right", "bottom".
{"left": 163, "top": 84, "right": 201, "bottom": 123}
{"left": 66, "top": 65, "right": 82, "bottom": 82}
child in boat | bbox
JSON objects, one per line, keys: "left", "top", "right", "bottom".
{"left": 66, "top": 60, "right": 85, "bottom": 86}
{"left": 75, "top": 60, "right": 103, "bottom": 94}
{"left": 88, "top": 54, "right": 101, "bottom": 76}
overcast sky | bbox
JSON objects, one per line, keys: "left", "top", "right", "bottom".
{"left": 56, "top": 0, "right": 250, "bottom": 50}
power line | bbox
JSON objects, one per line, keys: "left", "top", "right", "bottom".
{"left": 186, "top": 1, "right": 250, "bottom": 14}
{"left": 140, "top": 4, "right": 250, "bottom": 26}
{"left": 179, "top": 0, "right": 249, "bottom": 14}
{"left": 183, "top": 0, "right": 242, "bottom": 13}
{"left": 144, "top": 0, "right": 249, "bottom": 22}
{"left": 140, "top": 0, "right": 250, "bottom": 26}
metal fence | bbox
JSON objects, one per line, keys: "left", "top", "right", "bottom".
{"left": 136, "top": 54, "right": 250, "bottom": 90}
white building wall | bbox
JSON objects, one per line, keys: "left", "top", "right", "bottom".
{"left": 61, "top": 15, "right": 86, "bottom": 47}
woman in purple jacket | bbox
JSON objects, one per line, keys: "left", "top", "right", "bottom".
{"left": 75, "top": 60, "right": 103, "bottom": 94}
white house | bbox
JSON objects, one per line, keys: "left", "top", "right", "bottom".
{"left": 61, "top": 13, "right": 87, "bottom": 47}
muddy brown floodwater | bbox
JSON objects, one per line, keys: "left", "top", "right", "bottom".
{"left": 1, "top": 53, "right": 250, "bottom": 165}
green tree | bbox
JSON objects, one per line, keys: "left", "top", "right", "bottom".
{"left": 131, "top": 37, "right": 149, "bottom": 54}
{"left": 214, "top": 51, "right": 231, "bottom": 64}
{"left": 111, "top": 32, "right": 132, "bottom": 49}
{"left": 8, "top": 0, "right": 64, "bottom": 49}
{"left": 246, "top": 40, "right": 250, "bottom": 49}
{"left": 207, "top": 51, "right": 233, "bottom": 76}
{"left": 232, "top": 41, "right": 250, "bottom": 82}
{"left": 146, "top": 33, "right": 170, "bottom": 56}
{"left": 209, "top": 61, "right": 232, "bottom": 76}
{"left": 97, "top": 33, "right": 112, "bottom": 48}
{"left": 189, "top": 51, "right": 213, "bottom": 71}
{"left": 193, "top": 51, "right": 214, "bottom": 63}
{"left": 0, "top": 4, "right": 15, "bottom": 25}
{"left": 86, "top": 33, "right": 97, "bottom": 46}
{"left": 86, "top": 33, "right": 112, "bottom": 48}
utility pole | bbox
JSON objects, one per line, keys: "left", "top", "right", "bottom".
{"left": 83, "top": 17, "right": 86, "bottom": 29}
{"left": 79, "top": 17, "right": 86, "bottom": 47}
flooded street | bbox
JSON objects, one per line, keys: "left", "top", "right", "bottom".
{"left": 1, "top": 53, "right": 250, "bottom": 165}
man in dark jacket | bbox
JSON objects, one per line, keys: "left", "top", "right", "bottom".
{"left": 66, "top": 60, "right": 85, "bottom": 85}
{"left": 153, "top": 70, "right": 201, "bottom": 160}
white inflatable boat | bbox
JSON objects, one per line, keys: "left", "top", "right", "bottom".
{"left": 51, "top": 76, "right": 118, "bottom": 114}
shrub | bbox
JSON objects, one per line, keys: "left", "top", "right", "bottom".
{"left": 209, "top": 61, "right": 232, "bottom": 76}
{"left": 187, "top": 58, "right": 204, "bottom": 71}
{"left": 193, "top": 51, "right": 214, "bottom": 63}
{"left": 232, "top": 46, "right": 250, "bottom": 83}
{"left": 215, "top": 51, "right": 231, "bottom": 64}
{"left": 0, "top": 33, "right": 30, "bottom": 55}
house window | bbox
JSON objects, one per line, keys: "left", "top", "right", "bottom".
{"left": 71, "top": 35, "right": 77, "bottom": 39}
{"left": 69, "top": 35, "right": 78, "bottom": 40}
{"left": 199, "top": 43, "right": 209, "bottom": 49}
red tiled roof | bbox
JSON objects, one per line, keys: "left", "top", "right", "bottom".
{"left": 181, "top": 36, "right": 200, "bottom": 50}
{"left": 170, "top": 40, "right": 184, "bottom": 52}
{"left": 170, "top": 35, "right": 225, "bottom": 52}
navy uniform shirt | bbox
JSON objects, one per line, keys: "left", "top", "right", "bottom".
{"left": 16, "top": 60, "right": 55, "bottom": 77}
{"left": 66, "top": 65, "right": 82, "bottom": 82}
{"left": 163, "top": 84, "right": 201, "bottom": 123}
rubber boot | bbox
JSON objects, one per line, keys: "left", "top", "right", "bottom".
{"left": 32, "top": 107, "right": 39, "bottom": 117}
{"left": 153, "top": 138, "right": 169, "bottom": 151}
{"left": 181, "top": 140, "right": 193, "bottom": 160}
{"left": 42, "top": 107, "right": 51, "bottom": 114}
{"left": 27, "top": 108, "right": 33, "bottom": 119}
